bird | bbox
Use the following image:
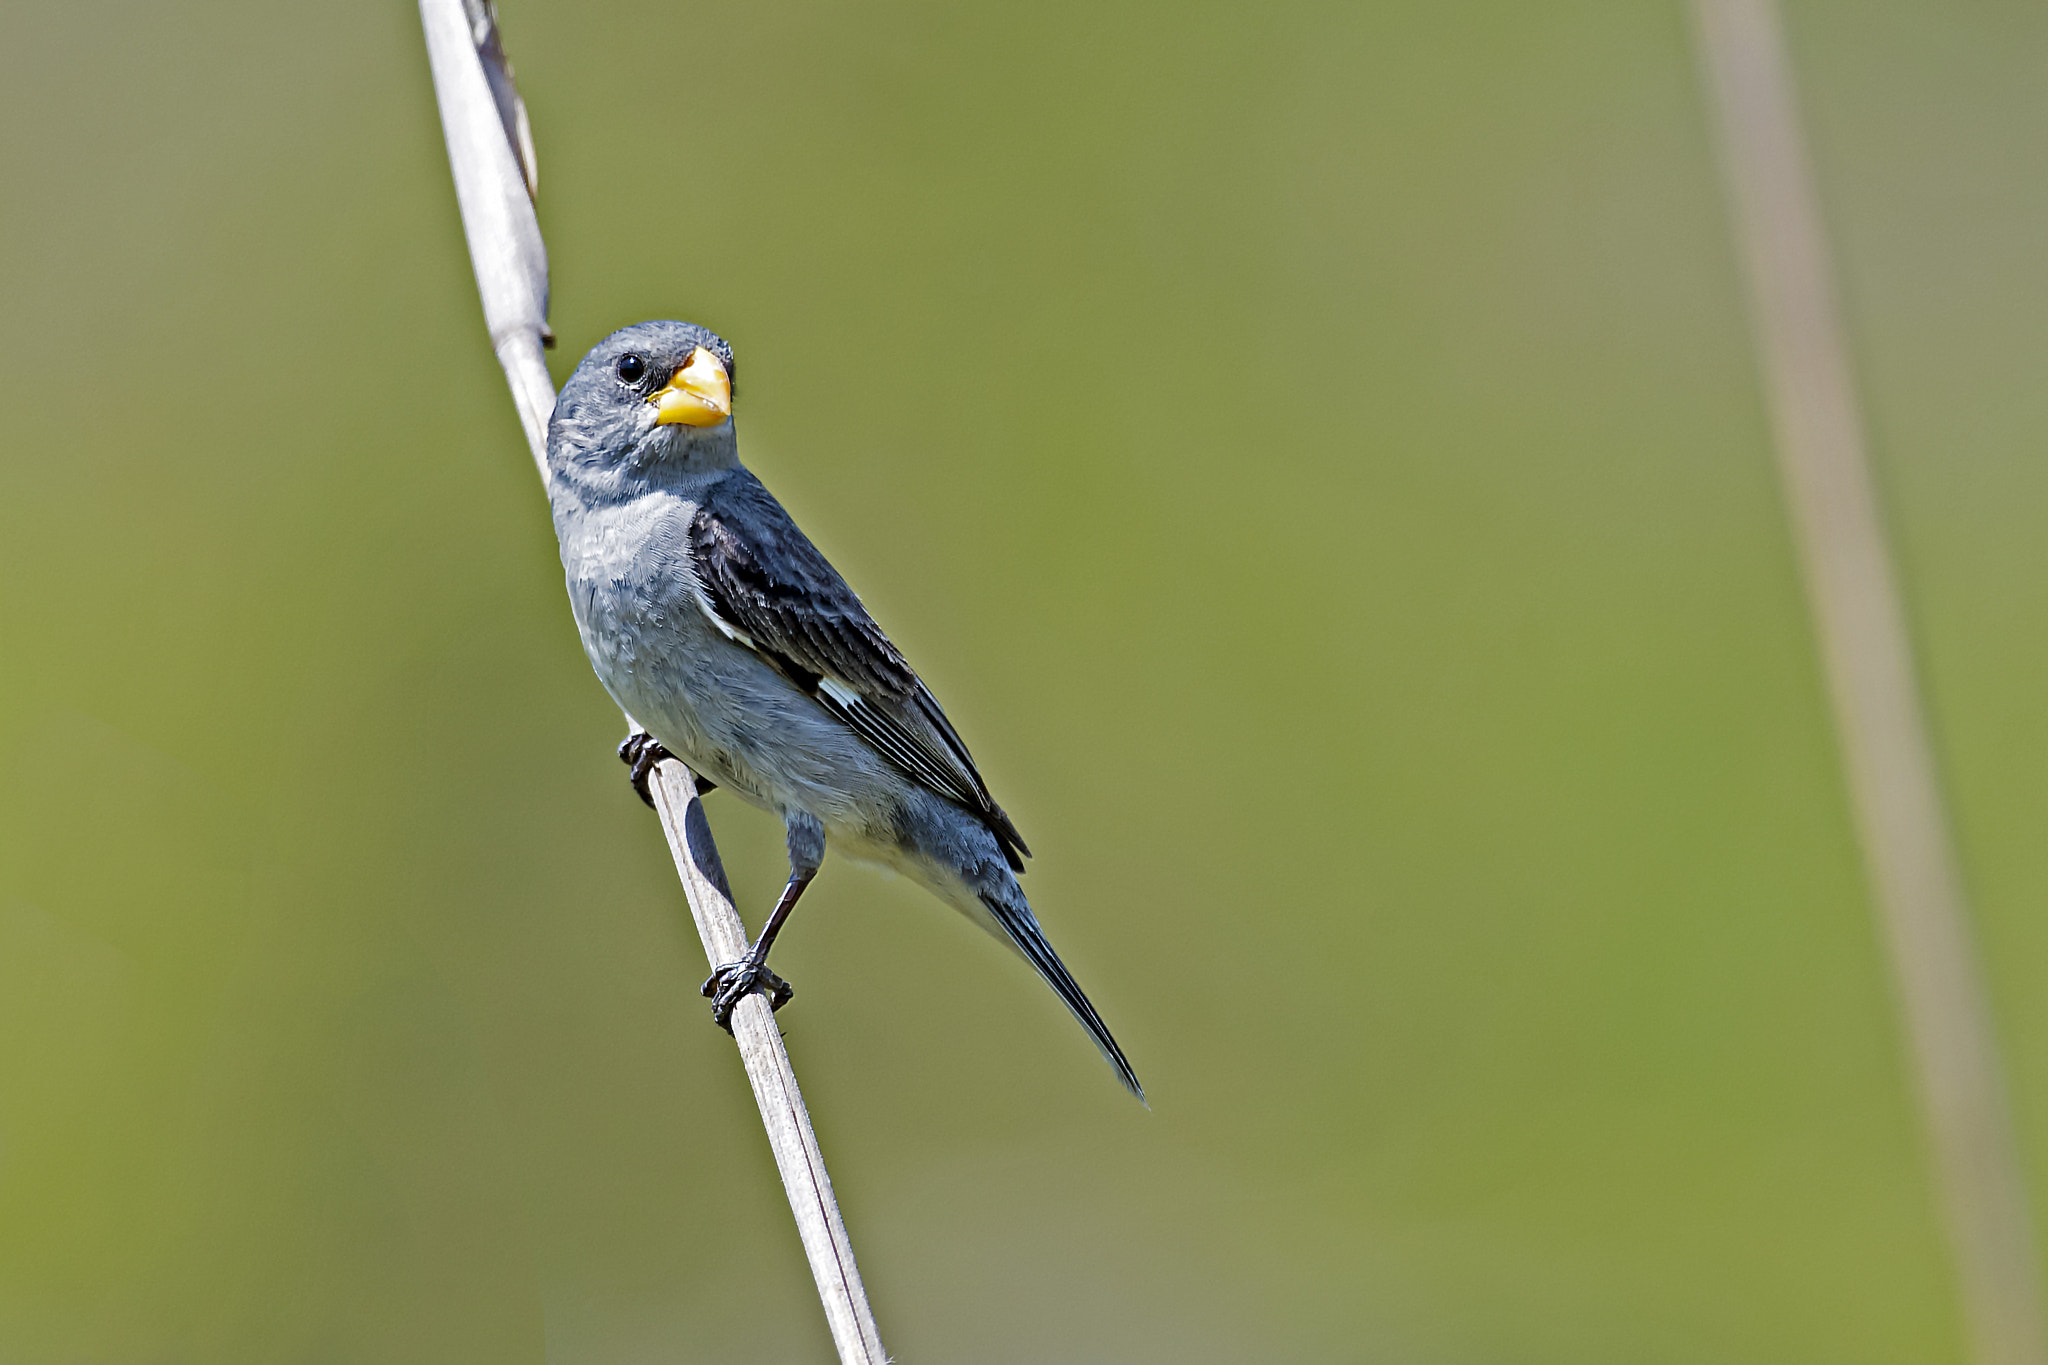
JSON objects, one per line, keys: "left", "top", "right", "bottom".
{"left": 543, "top": 319, "right": 1141, "bottom": 1098}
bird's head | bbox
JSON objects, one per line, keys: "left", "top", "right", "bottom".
{"left": 547, "top": 320, "right": 739, "bottom": 498}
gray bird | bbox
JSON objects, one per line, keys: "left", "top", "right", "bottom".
{"left": 545, "top": 320, "right": 1141, "bottom": 1098}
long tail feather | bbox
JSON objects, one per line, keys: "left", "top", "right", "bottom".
{"left": 979, "top": 890, "right": 1144, "bottom": 1101}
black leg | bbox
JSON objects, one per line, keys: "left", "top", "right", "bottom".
{"left": 702, "top": 866, "right": 815, "bottom": 1031}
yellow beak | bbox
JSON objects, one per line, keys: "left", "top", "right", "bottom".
{"left": 650, "top": 347, "right": 733, "bottom": 426}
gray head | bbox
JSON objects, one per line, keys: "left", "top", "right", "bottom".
{"left": 547, "top": 320, "right": 740, "bottom": 503}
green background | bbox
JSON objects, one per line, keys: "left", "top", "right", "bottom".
{"left": 5, "top": 1, "right": 2048, "bottom": 1359}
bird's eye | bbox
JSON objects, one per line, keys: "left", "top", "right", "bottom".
{"left": 615, "top": 354, "right": 646, "bottom": 385}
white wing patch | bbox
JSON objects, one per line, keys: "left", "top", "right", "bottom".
{"left": 683, "top": 560, "right": 758, "bottom": 651}
{"left": 703, "top": 607, "right": 757, "bottom": 651}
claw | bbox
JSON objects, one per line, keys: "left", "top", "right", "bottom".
{"left": 618, "top": 732, "right": 673, "bottom": 808}
{"left": 700, "top": 960, "right": 794, "bottom": 1033}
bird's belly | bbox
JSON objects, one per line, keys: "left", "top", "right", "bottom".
{"left": 571, "top": 571, "right": 766, "bottom": 787}
{"left": 569, "top": 571, "right": 904, "bottom": 840}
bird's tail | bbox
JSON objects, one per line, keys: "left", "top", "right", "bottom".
{"left": 977, "top": 885, "right": 1145, "bottom": 1102}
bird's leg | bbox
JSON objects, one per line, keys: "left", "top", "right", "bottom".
{"left": 617, "top": 731, "right": 716, "bottom": 807}
{"left": 703, "top": 813, "right": 822, "bottom": 1032}
{"left": 702, "top": 868, "right": 811, "bottom": 1030}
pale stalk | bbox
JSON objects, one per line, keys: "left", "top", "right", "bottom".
{"left": 1691, "top": 4, "right": 2048, "bottom": 1363}
{"left": 418, "top": 3, "right": 888, "bottom": 1359}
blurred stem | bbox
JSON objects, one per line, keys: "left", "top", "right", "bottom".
{"left": 418, "top": 3, "right": 887, "bottom": 1360}
{"left": 1692, "top": 3, "right": 2048, "bottom": 1363}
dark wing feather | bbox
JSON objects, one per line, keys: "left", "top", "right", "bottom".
{"left": 689, "top": 473, "right": 1029, "bottom": 869}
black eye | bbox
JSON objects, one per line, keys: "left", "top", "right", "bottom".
{"left": 615, "top": 354, "right": 646, "bottom": 385}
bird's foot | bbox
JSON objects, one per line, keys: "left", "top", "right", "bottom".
{"left": 618, "top": 732, "right": 673, "bottom": 808}
{"left": 701, "top": 958, "right": 794, "bottom": 1033}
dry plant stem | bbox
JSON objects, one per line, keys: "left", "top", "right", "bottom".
{"left": 649, "top": 764, "right": 888, "bottom": 1364}
{"left": 1691, "top": 4, "right": 2048, "bottom": 1363}
{"left": 419, "top": 2, "right": 888, "bottom": 1359}
{"left": 419, "top": 0, "right": 553, "bottom": 471}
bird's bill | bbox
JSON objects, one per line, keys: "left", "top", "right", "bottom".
{"left": 650, "top": 347, "right": 732, "bottom": 426}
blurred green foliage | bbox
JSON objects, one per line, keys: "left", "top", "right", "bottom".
{"left": 5, "top": 0, "right": 2048, "bottom": 1360}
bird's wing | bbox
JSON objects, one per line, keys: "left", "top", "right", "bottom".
{"left": 688, "top": 472, "right": 1029, "bottom": 868}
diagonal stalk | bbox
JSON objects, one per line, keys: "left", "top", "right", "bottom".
{"left": 1692, "top": 4, "right": 2048, "bottom": 1362}
{"left": 418, "top": 3, "right": 888, "bottom": 1359}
